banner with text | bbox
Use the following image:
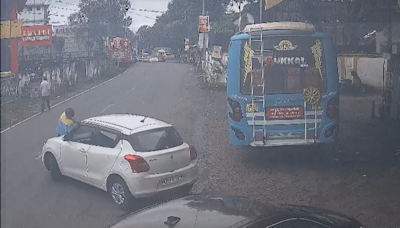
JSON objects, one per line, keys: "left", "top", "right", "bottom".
{"left": 21, "top": 25, "right": 52, "bottom": 47}
{"left": 199, "top": 16, "right": 210, "bottom": 33}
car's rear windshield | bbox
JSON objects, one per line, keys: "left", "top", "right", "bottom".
{"left": 129, "top": 127, "right": 184, "bottom": 152}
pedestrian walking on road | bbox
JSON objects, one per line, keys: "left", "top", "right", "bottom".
{"left": 56, "top": 108, "right": 77, "bottom": 136}
{"left": 39, "top": 77, "right": 51, "bottom": 112}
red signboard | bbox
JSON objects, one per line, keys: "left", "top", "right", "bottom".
{"left": 267, "top": 106, "right": 304, "bottom": 120}
{"left": 21, "top": 25, "right": 52, "bottom": 47}
{"left": 106, "top": 37, "right": 133, "bottom": 63}
{"left": 199, "top": 15, "right": 210, "bottom": 33}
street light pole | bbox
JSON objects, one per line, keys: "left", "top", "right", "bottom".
{"left": 202, "top": 0, "right": 206, "bottom": 68}
{"left": 238, "top": 0, "right": 242, "bottom": 31}
{"left": 260, "top": 0, "right": 263, "bottom": 23}
{"left": 202, "top": 0, "right": 205, "bottom": 15}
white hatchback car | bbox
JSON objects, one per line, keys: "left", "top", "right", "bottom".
{"left": 41, "top": 114, "right": 199, "bottom": 210}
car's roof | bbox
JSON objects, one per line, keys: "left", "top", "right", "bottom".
{"left": 107, "top": 195, "right": 362, "bottom": 228}
{"left": 82, "top": 114, "right": 172, "bottom": 135}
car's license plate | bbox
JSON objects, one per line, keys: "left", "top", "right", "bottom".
{"left": 161, "top": 175, "right": 183, "bottom": 186}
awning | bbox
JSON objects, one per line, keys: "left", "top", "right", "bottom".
{"left": 264, "top": 0, "right": 285, "bottom": 10}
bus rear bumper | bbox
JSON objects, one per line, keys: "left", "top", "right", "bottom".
{"left": 250, "top": 139, "right": 322, "bottom": 147}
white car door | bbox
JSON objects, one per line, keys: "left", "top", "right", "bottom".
{"left": 86, "top": 128, "right": 122, "bottom": 188}
{"left": 61, "top": 124, "right": 98, "bottom": 182}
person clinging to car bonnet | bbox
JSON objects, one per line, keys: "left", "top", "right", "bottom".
{"left": 56, "top": 108, "right": 77, "bottom": 136}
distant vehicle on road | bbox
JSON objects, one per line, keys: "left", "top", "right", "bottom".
{"left": 150, "top": 56, "right": 159, "bottom": 63}
{"left": 108, "top": 194, "right": 363, "bottom": 228}
{"left": 142, "top": 53, "right": 151, "bottom": 63}
{"left": 157, "top": 49, "right": 166, "bottom": 62}
{"left": 133, "top": 55, "right": 139, "bottom": 63}
{"left": 106, "top": 37, "right": 134, "bottom": 68}
{"left": 227, "top": 22, "right": 339, "bottom": 148}
{"left": 41, "top": 114, "right": 199, "bottom": 210}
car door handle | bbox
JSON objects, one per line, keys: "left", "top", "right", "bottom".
{"left": 79, "top": 148, "right": 87, "bottom": 153}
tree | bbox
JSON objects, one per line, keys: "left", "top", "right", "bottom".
{"left": 68, "top": 0, "right": 133, "bottom": 49}
{"left": 136, "top": 25, "right": 153, "bottom": 51}
{"left": 135, "top": 0, "right": 235, "bottom": 51}
{"left": 232, "top": 0, "right": 399, "bottom": 52}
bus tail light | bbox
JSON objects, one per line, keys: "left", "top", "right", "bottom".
{"left": 124, "top": 155, "right": 150, "bottom": 173}
{"left": 228, "top": 98, "right": 243, "bottom": 122}
{"left": 231, "top": 127, "right": 245, "bottom": 141}
{"left": 326, "top": 98, "right": 339, "bottom": 119}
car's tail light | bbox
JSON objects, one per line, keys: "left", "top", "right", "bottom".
{"left": 228, "top": 98, "right": 243, "bottom": 122}
{"left": 189, "top": 145, "right": 197, "bottom": 161}
{"left": 124, "top": 155, "right": 150, "bottom": 173}
{"left": 326, "top": 97, "right": 339, "bottom": 119}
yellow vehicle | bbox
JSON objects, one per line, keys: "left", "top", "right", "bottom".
{"left": 157, "top": 50, "right": 166, "bottom": 62}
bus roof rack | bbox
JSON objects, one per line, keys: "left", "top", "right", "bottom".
{"left": 242, "top": 22, "right": 316, "bottom": 33}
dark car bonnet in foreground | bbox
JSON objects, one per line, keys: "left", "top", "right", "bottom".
{"left": 108, "top": 195, "right": 362, "bottom": 228}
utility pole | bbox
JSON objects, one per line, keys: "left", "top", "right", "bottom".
{"left": 238, "top": 0, "right": 242, "bottom": 31}
{"left": 202, "top": 0, "right": 206, "bottom": 68}
{"left": 387, "top": 1, "right": 393, "bottom": 119}
{"left": 260, "top": 0, "right": 263, "bottom": 23}
{"left": 387, "top": 2, "right": 399, "bottom": 121}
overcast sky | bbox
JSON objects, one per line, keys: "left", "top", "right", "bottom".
{"left": 47, "top": 0, "right": 170, "bottom": 31}
{"left": 47, "top": 0, "right": 241, "bottom": 31}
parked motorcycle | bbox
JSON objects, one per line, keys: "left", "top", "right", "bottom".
{"left": 339, "top": 78, "right": 367, "bottom": 94}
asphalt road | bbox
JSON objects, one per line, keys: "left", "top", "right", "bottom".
{"left": 1, "top": 62, "right": 205, "bottom": 228}
{"left": 2, "top": 61, "right": 400, "bottom": 228}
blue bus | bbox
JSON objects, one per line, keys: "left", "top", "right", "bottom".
{"left": 227, "top": 22, "right": 339, "bottom": 147}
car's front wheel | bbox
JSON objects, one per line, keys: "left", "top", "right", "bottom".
{"left": 48, "top": 154, "right": 62, "bottom": 181}
{"left": 108, "top": 176, "right": 135, "bottom": 210}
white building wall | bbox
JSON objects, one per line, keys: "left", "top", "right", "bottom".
{"left": 338, "top": 56, "right": 387, "bottom": 89}
{"left": 18, "top": 4, "right": 49, "bottom": 26}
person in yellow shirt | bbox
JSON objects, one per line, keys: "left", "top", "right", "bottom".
{"left": 56, "top": 108, "right": 77, "bottom": 136}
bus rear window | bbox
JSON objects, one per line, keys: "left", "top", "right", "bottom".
{"left": 240, "top": 37, "right": 327, "bottom": 95}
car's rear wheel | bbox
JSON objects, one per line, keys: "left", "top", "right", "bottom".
{"left": 108, "top": 176, "right": 135, "bottom": 211}
{"left": 49, "top": 154, "right": 62, "bottom": 182}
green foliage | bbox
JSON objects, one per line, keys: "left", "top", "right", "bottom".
{"left": 239, "top": 0, "right": 399, "bottom": 23}
{"left": 44, "top": 7, "right": 50, "bottom": 25}
{"left": 99, "top": 59, "right": 123, "bottom": 78}
{"left": 135, "top": 0, "right": 399, "bottom": 51}
{"left": 136, "top": 0, "right": 236, "bottom": 52}
{"left": 68, "top": 0, "right": 133, "bottom": 44}
{"left": 52, "top": 36, "right": 66, "bottom": 53}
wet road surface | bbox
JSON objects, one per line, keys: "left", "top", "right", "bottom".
{"left": 1, "top": 62, "right": 204, "bottom": 228}
{"left": 2, "top": 62, "right": 400, "bottom": 228}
